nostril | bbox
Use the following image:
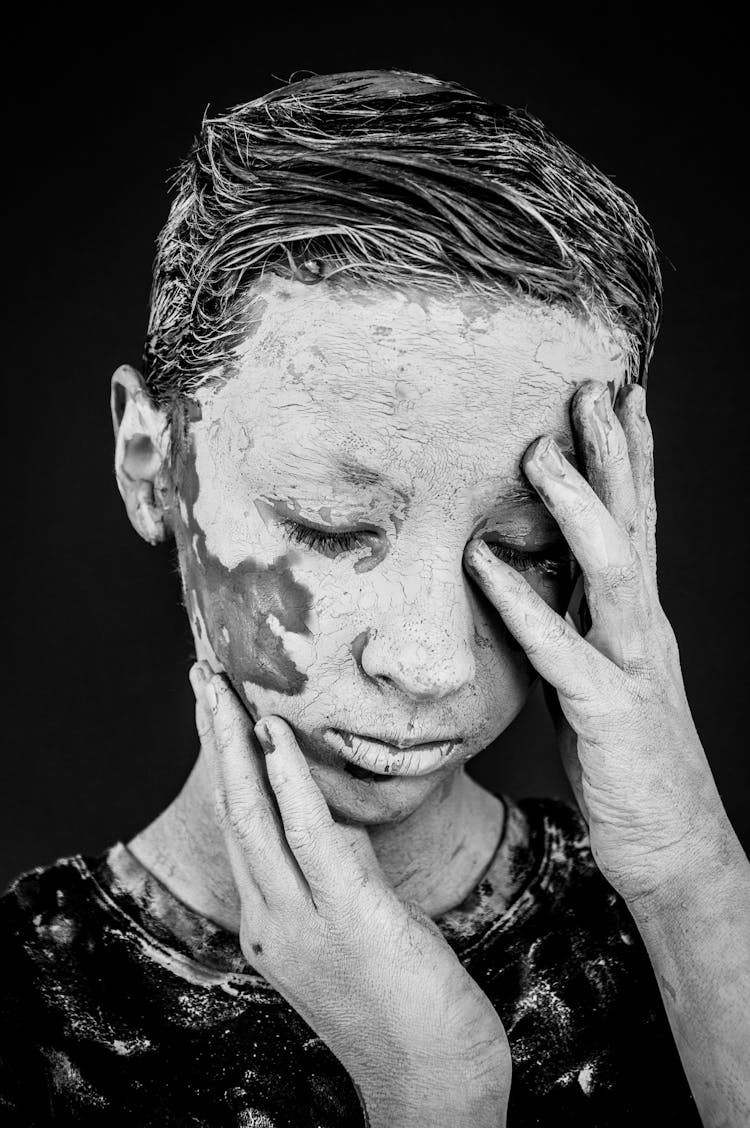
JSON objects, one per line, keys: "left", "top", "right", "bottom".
{"left": 349, "top": 629, "right": 370, "bottom": 669}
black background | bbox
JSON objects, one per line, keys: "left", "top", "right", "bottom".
{"left": 3, "top": 13, "right": 748, "bottom": 890}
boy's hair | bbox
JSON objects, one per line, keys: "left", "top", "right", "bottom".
{"left": 143, "top": 68, "right": 662, "bottom": 410}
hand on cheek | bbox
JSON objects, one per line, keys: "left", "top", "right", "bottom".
{"left": 464, "top": 380, "right": 727, "bottom": 910}
{"left": 186, "top": 662, "right": 512, "bottom": 1105}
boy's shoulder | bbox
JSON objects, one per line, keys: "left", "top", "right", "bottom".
{"left": 1, "top": 849, "right": 98, "bottom": 960}
{"left": 2, "top": 849, "right": 90, "bottom": 908}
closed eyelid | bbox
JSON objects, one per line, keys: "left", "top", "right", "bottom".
{"left": 262, "top": 496, "right": 376, "bottom": 530}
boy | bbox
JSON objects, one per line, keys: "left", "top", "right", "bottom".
{"left": 2, "top": 69, "right": 748, "bottom": 1127}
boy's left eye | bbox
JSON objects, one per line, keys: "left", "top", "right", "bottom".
{"left": 484, "top": 539, "right": 571, "bottom": 576}
{"left": 281, "top": 518, "right": 570, "bottom": 576}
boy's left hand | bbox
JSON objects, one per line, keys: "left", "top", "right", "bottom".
{"left": 464, "top": 380, "right": 732, "bottom": 912}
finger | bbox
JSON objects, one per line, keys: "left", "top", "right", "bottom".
{"left": 464, "top": 539, "right": 615, "bottom": 702}
{"left": 189, "top": 661, "right": 217, "bottom": 746}
{"left": 204, "top": 672, "right": 310, "bottom": 908}
{"left": 189, "top": 664, "right": 270, "bottom": 925}
{"left": 522, "top": 434, "right": 649, "bottom": 646}
{"left": 255, "top": 715, "right": 373, "bottom": 910}
{"left": 613, "top": 384, "right": 658, "bottom": 582}
{"left": 190, "top": 661, "right": 234, "bottom": 807}
{"left": 571, "top": 380, "right": 639, "bottom": 539}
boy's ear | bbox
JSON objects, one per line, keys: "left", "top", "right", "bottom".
{"left": 110, "top": 364, "right": 173, "bottom": 545}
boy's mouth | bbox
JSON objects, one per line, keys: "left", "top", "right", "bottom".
{"left": 323, "top": 729, "right": 459, "bottom": 778}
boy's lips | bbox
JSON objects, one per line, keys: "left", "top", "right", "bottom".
{"left": 322, "top": 729, "right": 460, "bottom": 777}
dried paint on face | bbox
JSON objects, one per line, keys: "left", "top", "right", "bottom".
{"left": 176, "top": 454, "right": 315, "bottom": 698}
{"left": 169, "top": 277, "right": 628, "bottom": 823}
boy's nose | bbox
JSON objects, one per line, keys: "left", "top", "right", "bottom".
{"left": 358, "top": 570, "right": 477, "bottom": 701}
{"left": 361, "top": 626, "right": 476, "bottom": 701}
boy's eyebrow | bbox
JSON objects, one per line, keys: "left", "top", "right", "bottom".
{"left": 333, "top": 444, "right": 580, "bottom": 509}
{"left": 335, "top": 454, "right": 398, "bottom": 492}
{"left": 333, "top": 456, "right": 414, "bottom": 511}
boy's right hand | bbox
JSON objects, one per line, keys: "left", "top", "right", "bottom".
{"left": 190, "top": 662, "right": 511, "bottom": 1128}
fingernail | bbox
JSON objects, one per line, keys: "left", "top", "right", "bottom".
{"left": 188, "top": 663, "right": 211, "bottom": 702}
{"left": 590, "top": 386, "right": 615, "bottom": 452}
{"left": 592, "top": 385, "right": 611, "bottom": 422}
{"left": 255, "top": 720, "right": 276, "bottom": 755}
{"left": 204, "top": 678, "right": 219, "bottom": 714}
{"left": 633, "top": 385, "right": 648, "bottom": 421}
{"left": 621, "top": 382, "right": 647, "bottom": 422}
{"left": 534, "top": 436, "right": 568, "bottom": 478}
{"left": 188, "top": 663, "right": 202, "bottom": 698}
{"left": 465, "top": 539, "right": 493, "bottom": 570}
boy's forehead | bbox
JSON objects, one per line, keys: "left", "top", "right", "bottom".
{"left": 232, "top": 274, "right": 627, "bottom": 382}
{"left": 195, "top": 277, "right": 628, "bottom": 473}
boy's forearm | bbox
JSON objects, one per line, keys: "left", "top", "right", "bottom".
{"left": 627, "top": 831, "right": 750, "bottom": 1128}
{"left": 352, "top": 1041, "right": 510, "bottom": 1128}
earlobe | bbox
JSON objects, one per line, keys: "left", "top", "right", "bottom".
{"left": 130, "top": 478, "right": 170, "bottom": 545}
{"left": 111, "top": 364, "right": 173, "bottom": 545}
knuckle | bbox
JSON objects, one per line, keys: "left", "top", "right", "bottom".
{"left": 608, "top": 562, "right": 639, "bottom": 590}
{"left": 285, "top": 820, "right": 321, "bottom": 854}
{"left": 595, "top": 553, "right": 641, "bottom": 596}
{"left": 621, "top": 657, "right": 657, "bottom": 681}
{"left": 621, "top": 506, "right": 641, "bottom": 540}
{"left": 543, "top": 613, "right": 570, "bottom": 648}
{"left": 213, "top": 792, "right": 231, "bottom": 832}
{"left": 607, "top": 440, "right": 631, "bottom": 467}
{"left": 521, "top": 610, "right": 569, "bottom": 660}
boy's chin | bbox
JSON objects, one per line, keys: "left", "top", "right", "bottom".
{"left": 305, "top": 756, "right": 451, "bottom": 826}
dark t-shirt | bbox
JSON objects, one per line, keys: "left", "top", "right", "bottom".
{"left": 0, "top": 796, "right": 700, "bottom": 1127}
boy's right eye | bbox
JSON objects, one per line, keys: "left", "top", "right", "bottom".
{"left": 280, "top": 518, "right": 375, "bottom": 557}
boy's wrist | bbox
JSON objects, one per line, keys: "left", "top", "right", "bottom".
{"left": 625, "top": 819, "right": 749, "bottom": 930}
{"left": 352, "top": 1041, "right": 511, "bottom": 1128}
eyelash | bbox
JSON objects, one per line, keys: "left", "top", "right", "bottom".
{"left": 484, "top": 541, "right": 569, "bottom": 576}
{"left": 281, "top": 520, "right": 569, "bottom": 576}
{"left": 281, "top": 520, "right": 369, "bottom": 555}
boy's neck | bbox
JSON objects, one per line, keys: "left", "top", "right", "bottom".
{"left": 126, "top": 753, "right": 507, "bottom": 933}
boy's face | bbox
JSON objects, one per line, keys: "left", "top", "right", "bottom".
{"left": 172, "top": 276, "right": 627, "bottom": 824}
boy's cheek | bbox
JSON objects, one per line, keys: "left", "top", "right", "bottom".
{"left": 172, "top": 462, "right": 319, "bottom": 697}
{"left": 176, "top": 508, "right": 318, "bottom": 697}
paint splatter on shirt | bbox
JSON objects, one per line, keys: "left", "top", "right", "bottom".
{"left": 0, "top": 796, "right": 700, "bottom": 1126}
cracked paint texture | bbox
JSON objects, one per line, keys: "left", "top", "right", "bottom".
{"left": 168, "top": 276, "right": 627, "bottom": 824}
